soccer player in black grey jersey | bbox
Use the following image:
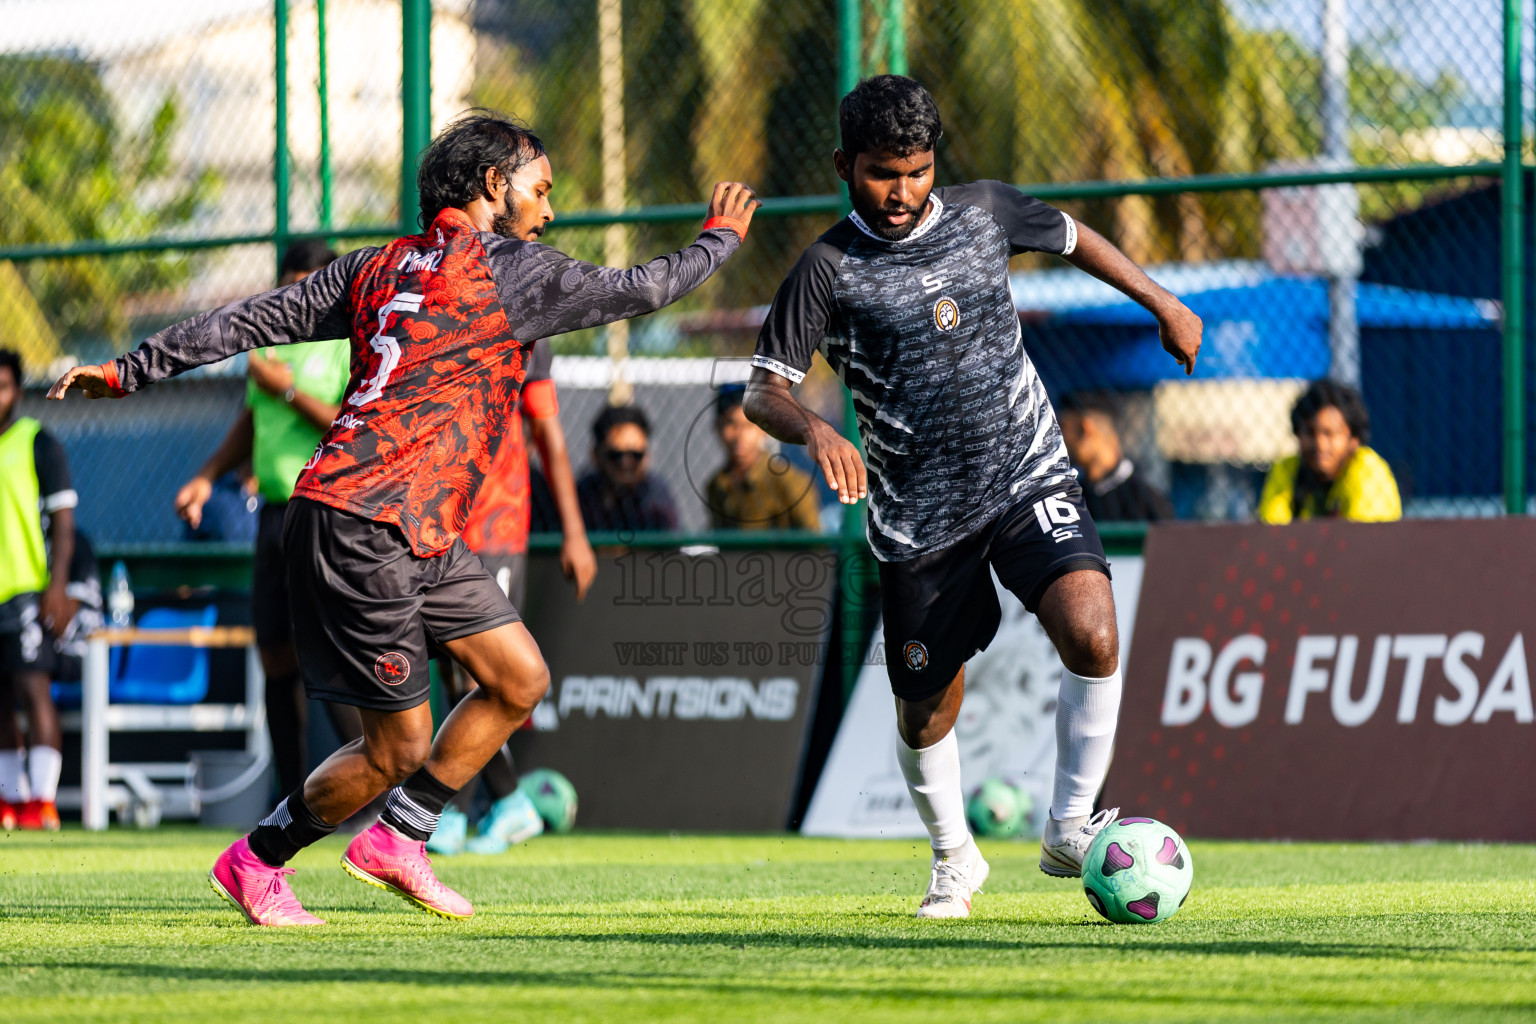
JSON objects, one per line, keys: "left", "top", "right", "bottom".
{"left": 745, "top": 77, "right": 1202, "bottom": 918}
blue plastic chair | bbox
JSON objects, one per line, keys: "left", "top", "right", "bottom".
{"left": 107, "top": 605, "right": 220, "bottom": 704}
{"left": 50, "top": 646, "right": 126, "bottom": 708}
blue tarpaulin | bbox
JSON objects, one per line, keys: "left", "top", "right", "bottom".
{"left": 1023, "top": 274, "right": 1498, "bottom": 387}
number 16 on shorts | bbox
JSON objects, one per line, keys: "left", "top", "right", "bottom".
{"left": 1032, "top": 493, "right": 1083, "bottom": 543}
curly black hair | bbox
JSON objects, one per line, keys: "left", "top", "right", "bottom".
{"left": 1290, "top": 379, "right": 1370, "bottom": 444}
{"left": 592, "top": 404, "right": 652, "bottom": 446}
{"left": 1289, "top": 379, "right": 1372, "bottom": 516}
{"left": 0, "top": 348, "right": 20, "bottom": 386}
{"left": 415, "top": 109, "right": 546, "bottom": 229}
{"left": 1056, "top": 390, "right": 1123, "bottom": 424}
{"left": 838, "top": 75, "right": 943, "bottom": 158}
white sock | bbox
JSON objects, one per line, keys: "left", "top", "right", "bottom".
{"left": 0, "top": 750, "right": 26, "bottom": 802}
{"left": 895, "top": 729, "right": 971, "bottom": 857}
{"left": 28, "top": 746, "right": 63, "bottom": 803}
{"left": 1051, "top": 666, "right": 1123, "bottom": 822}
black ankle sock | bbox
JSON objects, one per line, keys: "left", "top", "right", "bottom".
{"left": 380, "top": 767, "right": 458, "bottom": 841}
{"left": 248, "top": 789, "right": 337, "bottom": 867}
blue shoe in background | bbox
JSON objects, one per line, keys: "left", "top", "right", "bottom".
{"left": 426, "top": 804, "right": 469, "bottom": 856}
{"left": 465, "top": 790, "right": 545, "bottom": 854}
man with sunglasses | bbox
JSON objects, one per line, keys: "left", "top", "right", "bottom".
{"left": 576, "top": 405, "right": 679, "bottom": 533}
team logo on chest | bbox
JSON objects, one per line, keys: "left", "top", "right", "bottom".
{"left": 933, "top": 296, "right": 960, "bottom": 332}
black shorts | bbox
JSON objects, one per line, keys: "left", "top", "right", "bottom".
{"left": 879, "top": 486, "right": 1110, "bottom": 702}
{"left": 0, "top": 593, "right": 54, "bottom": 677}
{"left": 476, "top": 552, "right": 528, "bottom": 612}
{"left": 283, "top": 498, "right": 520, "bottom": 711}
{"left": 252, "top": 501, "right": 294, "bottom": 649}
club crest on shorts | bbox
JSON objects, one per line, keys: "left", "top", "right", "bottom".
{"left": 933, "top": 296, "right": 960, "bottom": 332}
{"left": 375, "top": 652, "right": 411, "bottom": 685}
{"left": 903, "top": 640, "right": 930, "bottom": 672}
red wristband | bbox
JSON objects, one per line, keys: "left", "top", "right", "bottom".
{"left": 702, "top": 215, "right": 748, "bottom": 241}
{"left": 98, "top": 360, "right": 123, "bottom": 393}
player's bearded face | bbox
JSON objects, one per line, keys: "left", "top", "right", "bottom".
{"left": 494, "top": 155, "right": 556, "bottom": 241}
{"left": 840, "top": 148, "right": 936, "bottom": 241}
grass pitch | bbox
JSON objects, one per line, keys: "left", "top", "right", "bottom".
{"left": 2, "top": 829, "right": 1533, "bottom": 1022}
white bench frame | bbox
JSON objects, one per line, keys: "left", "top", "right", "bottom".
{"left": 55, "top": 628, "right": 267, "bottom": 830}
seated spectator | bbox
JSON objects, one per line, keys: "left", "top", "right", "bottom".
{"left": 577, "top": 405, "right": 679, "bottom": 532}
{"left": 1057, "top": 392, "right": 1174, "bottom": 522}
{"left": 1259, "top": 379, "right": 1401, "bottom": 524}
{"left": 706, "top": 385, "right": 821, "bottom": 531}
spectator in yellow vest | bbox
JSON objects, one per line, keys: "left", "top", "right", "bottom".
{"left": 1259, "top": 379, "right": 1401, "bottom": 524}
{"left": 0, "top": 348, "right": 75, "bottom": 830}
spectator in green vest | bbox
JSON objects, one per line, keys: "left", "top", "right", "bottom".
{"left": 173, "top": 242, "right": 362, "bottom": 797}
{"left": 0, "top": 348, "right": 75, "bottom": 830}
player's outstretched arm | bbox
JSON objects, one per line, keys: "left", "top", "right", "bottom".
{"left": 743, "top": 367, "right": 866, "bottom": 505}
{"left": 46, "top": 364, "right": 124, "bottom": 400}
{"left": 49, "top": 249, "right": 367, "bottom": 400}
{"left": 1063, "top": 221, "right": 1203, "bottom": 375}
{"left": 496, "top": 183, "right": 760, "bottom": 342}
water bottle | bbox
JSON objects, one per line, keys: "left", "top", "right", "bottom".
{"left": 108, "top": 561, "right": 134, "bottom": 630}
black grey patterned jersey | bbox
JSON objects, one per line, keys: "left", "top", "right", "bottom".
{"left": 753, "top": 180, "right": 1078, "bottom": 562}
{"left": 108, "top": 227, "right": 741, "bottom": 392}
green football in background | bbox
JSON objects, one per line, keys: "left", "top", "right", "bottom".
{"left": 966, "top": 777, "right": 1031, "bottom": 838}
{"left": 1080, "top": 817, "right": 1194, "bottom": 924}
{"left": 517, "top": 768, "right": 579, "bottom": 833}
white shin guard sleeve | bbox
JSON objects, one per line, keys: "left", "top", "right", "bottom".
{"left": 896, "top": 728, "right": 971, "bottom": 855}
{"left": 28, "top": 746, "right": 63, "bottom": 803}
{"left": 0, "top": 749, "right": 27, "bottom": 802}
{"left": 1052, "top": 666, "right": 1123, "bottom": 820}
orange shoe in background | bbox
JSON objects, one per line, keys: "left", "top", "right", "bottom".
{"left": 0, "top": 800, "right": 15, "bottom": 831}
{"left": 16, "top": 799, "right": 60, "bottom": 831}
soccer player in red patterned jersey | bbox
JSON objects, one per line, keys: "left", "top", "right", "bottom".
{"left": 49, "top": 111, "right": 758, "bottom": 926}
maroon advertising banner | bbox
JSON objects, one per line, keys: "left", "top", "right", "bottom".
{"left": 1106, "top": 519, "right": 1536, "bottom": 841}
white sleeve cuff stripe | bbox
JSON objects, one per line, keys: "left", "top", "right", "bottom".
{"left": 751, "top": 354, "right": 807, "bottom": 384}
{"left": 41, "top": 490, "right": 78, "bottom": 513}
{"left": 1060, "top": 212, "right": 1077, "bottom": 255}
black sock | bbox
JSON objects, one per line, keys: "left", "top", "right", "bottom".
{"left": 264, "top": 671, "right": 307, "bottom": 796}
{"left": 248, "top": 789, "right": 337, "bottom": 867}
{"left": 479, "top": 745, "right": 518, "bottom": 802}
{"left": 380, "top": 767, "right": 458, "bottom": 841}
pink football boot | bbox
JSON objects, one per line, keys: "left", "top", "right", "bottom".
{"left": 208, "top": 836, "right": 325, "bottom": 926}
{"left": 341, "top": 821, "right": 474, "bottom": 920}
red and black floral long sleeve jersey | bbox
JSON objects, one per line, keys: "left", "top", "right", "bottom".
{"left": 106, "top": 208, "right": 741, "bottom": 555}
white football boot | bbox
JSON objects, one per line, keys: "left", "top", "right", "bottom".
{"left": 1039, "top": 807, "right": 1119, "bottom": 878}
{"left": 915, "top": 840, "right": 990, "bottom": 919}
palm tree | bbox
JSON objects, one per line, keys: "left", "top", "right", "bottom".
{"left": 0, "top": 55, "right": 216, "bottom": 367}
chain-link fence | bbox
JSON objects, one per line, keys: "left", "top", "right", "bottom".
{"left": 4, "top": 0, "right": 1531, "bottom": 546}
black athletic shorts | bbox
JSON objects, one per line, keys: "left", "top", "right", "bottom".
{"left": 283, "top": 497, "right": 521, "bottom": 711}
{"left": 879, "top": 486, "right": 1110, "bottom": 702}
{"left": 0, "top": 593, "right": 54, "bottom": 677}
{"left": 252, "top": 501, "right": 294, "bottom": 649}
{"left": 477, "top": 552, "right": 528, "bottom": 612}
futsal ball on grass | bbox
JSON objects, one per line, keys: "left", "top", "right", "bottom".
{"left": 1080, "top": 816, "right": 1193, "bottom": 924}
{"left": 517, "top": 768, "right": 579, "bottom": 833}
{"left": 965, "top": 777, "right": 1031, "bottom": 838}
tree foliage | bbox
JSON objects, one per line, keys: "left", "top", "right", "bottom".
{"left": 0, "top": 55, "right": 217, "bottom": 367}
